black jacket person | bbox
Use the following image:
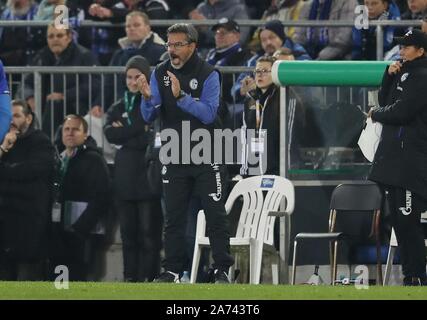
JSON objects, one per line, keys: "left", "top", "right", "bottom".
{"left": 368, "top": 29, "right": 427, "bottom": 285}
{"left": 139, "top": 23, "right": 234, "bottom": 283}
{"left": 0, "top": 100, "right": 55, "bottom": 280}
{"left": 50, "top": 115, "right": 111, "bottom": 281}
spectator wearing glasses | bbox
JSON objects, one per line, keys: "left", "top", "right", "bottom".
{"left": 18, "top": 23, "right": 101, "bottom": 139}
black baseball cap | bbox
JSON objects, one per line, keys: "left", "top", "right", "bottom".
{"left": 211, "top": 18, "right": 240, "bottom": 33}
{"left": 395, "top": 29, "right": 427, "bottom": 50}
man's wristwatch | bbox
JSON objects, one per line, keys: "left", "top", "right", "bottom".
{"left": 177, "top": 90, "right": 186, "bottom": 100}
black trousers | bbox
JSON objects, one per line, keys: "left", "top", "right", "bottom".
{"left": 116, "top": 199, "right": 163, "bottom": 282}
{"left": 385, "top": 186, "right": 427, "bottom": 278}
{"left": 162, "top": 164, "right": 234, "bottom": 273}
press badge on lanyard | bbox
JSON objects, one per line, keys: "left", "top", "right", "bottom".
{"left": 154, "top": 132, "right": 162, "bottom": 148}
{"left": 251, "top": 100, "right": 266, "bottom": 154}
{"left": 51, "top": 202, "right": 61, "bottom": 222}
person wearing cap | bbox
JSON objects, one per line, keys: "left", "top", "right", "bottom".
{"left": 368, "top": 29, "right": 427, "bottom": 286}
{"left": 188, "top": 0, "right": 251, "bottom": 51}
{"left": 205, "top": 18, "right": 251, "bottom": 107}
{"left": 294, "top": 0, "right": 359, "bottom": 60}
{"left": 104, "top": 55, "right": 163, "bottom": 282}
{"left": 352, "top": 0, "right": 401, "bottom": 60}
{"left": 232, "top": 19, "right": 311, "bottom": 103}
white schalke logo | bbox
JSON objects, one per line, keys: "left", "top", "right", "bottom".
{"left": 161, "top": 165, "right": 167, "bottom": 175}
{"left": 401, "top": 73, "right": 409, "bottom": 82}
{"left": 189, "top": 78, "right": 198, "bottom": 90}
{"left": 164, "top": 76, "right": 170, "bottom": 87}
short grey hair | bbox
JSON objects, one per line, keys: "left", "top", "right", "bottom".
{"left": 167, "top": 23, "right": 198, "bottom": 44}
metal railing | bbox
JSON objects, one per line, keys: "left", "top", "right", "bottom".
{"left": 4, "top": 66, "right": 253, "bottom": 146}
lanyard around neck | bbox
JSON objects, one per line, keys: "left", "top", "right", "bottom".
{"left": 124, "top": 91, "right": 137, "bottom": 125}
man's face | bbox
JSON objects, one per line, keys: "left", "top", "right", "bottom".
{"left": 214, "top": 27, "right": 240, "bottom": 50}
{"left": 62, "top": 118, "right": 87, "bottom": 149}
{"left": 126, "top": 15, "right": 150, "bottom": 42}
{"left": 407, "top": 0, "right": 427, "bottom": 13}
{"left": 364, "top": 0, "right": 388, "bottom": 19}
{"left": 260, "top": 29, "right": 283, "bottom": 55}
{"left": 399, "top": 45, "right": 425, "bottom": 61}
{"left": 10, "top": 105, "right": 32, "bottom": 135}
{"left": 254, "top": 61, "right": 273, "bottom": 90}
{"left": 167, "top": 32, "right": 196, "bottom": 69}
{"left": 126, "top": 68, "right": 142, "bottom": 93}
{"left": 47, "top": 26, "right": 72, "bottom": 56}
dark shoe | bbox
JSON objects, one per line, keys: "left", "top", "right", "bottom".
{"left": 403, "top": 276, "right": 427, "bottom": 286}
{"left": 154, "top": 271, "right": 180, "bottom": 283}
{"left": 214, "top": 269, "right": 230, "bottom": 284}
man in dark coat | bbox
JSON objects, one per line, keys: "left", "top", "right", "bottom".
{"left": 0, "top": 99, "right": 55, "bottom": 280}
{"left": 50, "top": 114, "right": 111, "bottom": 281}
{"left": 368, "top": 29, "right": 427, "bottom": 286}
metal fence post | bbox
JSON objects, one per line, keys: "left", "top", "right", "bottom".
{"left": 376, "top": 25, "right": 384, "bottom": 61}
{"left": 34, "top": 71, "right": 42, "bottom": 127}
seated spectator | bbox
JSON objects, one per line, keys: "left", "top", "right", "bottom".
{"left": 352, "top": 0, "right": 401, "bottom": 60}
{"left": 249, "top": 0, "right": 306, "bottom": 51}
{"left": 95, "top": 0, "right": 171, "bottom": 39}
{"left": 385, "top": 11, "right": 427, "bottom": 60}
{"left": 0, "top": 100, "right": 55, "bottom": 280}
{"left": 189, "top": 0, "right": 251, "bottom": 53}
{"left": 232, "top": 20, "right": 311, "bottom": 103}
{"left": 401, "top": 0, "right": 427, "bottom": 20}
{"left": 104, "top": 55, "right": 162, "bottom": 282}
{"left": 0, "top": 0, "right": 45, "bottom": 66}
{"left": 105, "top": 11, "right": 165, "bottom": 109}
{"left": 18, "top": 23, "right": 100, "bottom": 139}
{"left": 205, "top": 18, "right": 252, "bottom": 106}
{"left": 49, "top": 114, "right": 110, "bottom": 281}
{"left": 245, "top": 0, "right": 270, "bottom": 19}
{"left": 294, "top": 0, "right": 359, "bottom": 60}
{"left": 87, "top": 0, "right": 126, "bottom": 65}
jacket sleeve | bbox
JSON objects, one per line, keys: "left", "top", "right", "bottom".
{"left": 72, "top": 153, "right": 110, "bottom": 236}
{"left": 372, "top": 73, "right": 426, "bottom": 125}
{"left": 0, "top": 134, "right": 55, "bottom": 181}
{"left": 104, "top": 102, "right": 148, "bottom": 146}
{"left": 0, "top": 93, "right": 11, "bottom": 143}
{"left": 317, "top": 0, "right": 356, "bottom": 60}
{"left": 177, "top": 71, "right": 220, "bottom": 125}
{"left": 377, "top": 67, "right": 395, "bottom": 107}
{"left": 140, "top": 70, "right": 162, "bottom": 123}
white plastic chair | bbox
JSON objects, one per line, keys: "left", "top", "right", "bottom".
{"left": 190, "top": 175, "right": 295, "bottom": 284}
{"left": 383, "top": 212, "right": 427, "bottom": 285}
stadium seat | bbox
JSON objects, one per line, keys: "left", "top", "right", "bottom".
{"left": 291, "top": 181, "right": 383, "bottom": 285}
{"left": 383, "top": 212, "right": 427, "bottom": 286}
{"left": 190, "top": 175, "right": 295, "bottom": 284}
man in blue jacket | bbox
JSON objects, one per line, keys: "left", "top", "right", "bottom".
{"left": 0, "top": 59, "right": 11, "bottom": 143}
{"left": 138, "top": 23, "right": 234, "bottom": 284}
